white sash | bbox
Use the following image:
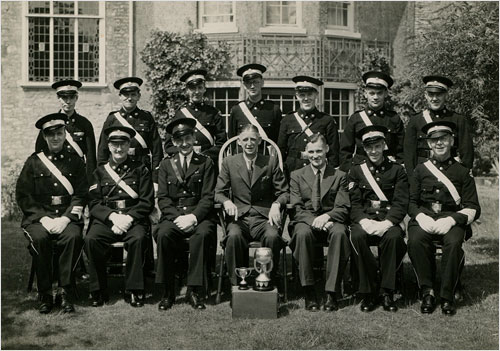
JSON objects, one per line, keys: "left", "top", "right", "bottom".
{"left": 293, "top": 112, "right": 313, "bottom": 137}
{"left": 359, "top": 111, "right": 373, "bottom": 127}
{"left": 113, "top": 112, "right": 148, "bottom": 149}
{"left": 238, "top": 102, "right": 268, "bottom": 139}
{"left": 65, "top": 131, "right": 84, "bottom": 158}
{"left": 423, "top": 109, "right": 433, "bottom": 123}
{"left": 360, "top": 163, "right": 388, "bottom": 201}
{"left": 423, "top": 160, "right": 461, "bottom": 205}
{"left": 104, "top": 163, "right": 139, "bottom": 199}
{"left": 180, "top": 107, "right": 215, "bottom": 146}
{"left": 36, "top": 152, "right": 74, "bottom": 195}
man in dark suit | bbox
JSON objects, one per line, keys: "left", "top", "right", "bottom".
{"left": 408, "top": 120, "right": 480, "bottom": 316}
{"left": 348, "top": 125, "right": 408, "bottom": 313}
{"left": 86, "top": 124, "right": 154, "bottom": 308}
{"left": 155, "top": 118, "right": 216, "bottom": 311}
{"left": 215, "top": 124, "right": 289, "bottom": 287}
{"left": 17, "top": 113, "right": 88, "bottom": 314}
{"left": 289, "top": 133, "right": 350, "bottom": 312}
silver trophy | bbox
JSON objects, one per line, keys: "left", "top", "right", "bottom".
{"left": 235, "top": 267, "right": 253, "bottom": 290}
{"left": 253, "top": 247, "right": 274, "bottom": 291}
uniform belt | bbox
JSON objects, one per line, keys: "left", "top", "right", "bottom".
{"left": 369, "top": 200, "right": 389, "bottom": 210}
{"left": 39, "top": 195, "right": 71, "bottom": 206}
{"left": 423, "top": 202, "right": 458, "bottom": 213}
{"left": 176, "top": 197, "right": 199, "bottom": 208}
{"left": 105, "top": 198, "right": 139, "bottom": 209}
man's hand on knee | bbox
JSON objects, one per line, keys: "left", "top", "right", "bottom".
{"left": 174, "top": 214, "right": 198, "bottom": 233}
{"left": 268, "top": 203, "right": 281, "bottom": 227}
{"left": 223, "top": 200, "right": 238, "bottom": 220}
{"left": 416, "top": 213, "right": 436, "bottom": 233}
{"left": 40, "top": 216, "right": 56, "bottom": 233}
{"left": 50, "top": 216, "right": 71, "bottom": 234}
{"left": 433, "top": 217, "right": 456, "bottom": 235}
{"left": 312, "top": 214, "right": 330, "bottom": 231}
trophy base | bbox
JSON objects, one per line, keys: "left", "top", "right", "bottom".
{"left": 238, "top": 285, "right": 249, "bottom": 290}
{"left": 232, "top": 286, "right": 278, "bottom": 319}
{"left": 253, "top": 285, "right": 274, "bottom": 292}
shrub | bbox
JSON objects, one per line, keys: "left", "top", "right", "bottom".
{"left": 2, "top": 158, "right": 25, "bottom": 221}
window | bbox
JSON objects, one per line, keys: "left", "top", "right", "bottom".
{"left": 262, "top": 88, "right": 298, "bottom": 116}
{"left": 327, "top": 2, "right": 351, "bottom": 28}
{"left": 24, "top": 1, "right": 104, "bottom": 84}
{"left": 266, "top": 1, "right": 297, "bottom": 26}
{"left": 198, "top": 1, "right": 237, "bottom": 33}
{"left": 324, "top": 89, "right": 352, "bottom": 132}
{"left": 206, "top": 87, "right": 240, "bottom": 133}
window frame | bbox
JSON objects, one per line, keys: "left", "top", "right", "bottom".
{"left": 324, "top": 1, "right": 360, "bottom": 39}
{"left": 197, "top": 1, "right": 238, "bottom": 34}
{"left": 259, "top": 1, "right": 306, "bottom": 35}
{"left": 323, "top": 83, "right": 356, "bottom": 132}
{"left": 21, "top": 1, "right": 106, "bottom": 88}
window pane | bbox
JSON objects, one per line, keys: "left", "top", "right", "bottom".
{"left": 328, "top": 2, "right": 349, "bottom": 27}
{"left": 78, "top": 1, "right": 99, "bottom": 15}
{"left": 283, "top": 4, "right": 296, "bottom": 25}
{"left": 78, "top": 19, "right": 99, "bottom": 82}
{"left": 266, "top": 5, "right": 281, "bottom": 25}
{"left": 28, "top": 17, "right": 50, "bottom": 82}
{"left": 228, "top": 88, "right": 239, "bottom": 99}
{"left": 215, "top": 89, "right": 227, "bottom": 99}
{"left": 54, "top": 1, "right": 75, "bottom": 15}
{"left": 28, "top": 1, "right": 50, "bottom": 14}
{"left": 54, "top": 18, "right": 75, "bottom": 80}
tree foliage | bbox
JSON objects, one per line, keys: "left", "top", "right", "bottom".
{"left": 140, "top": 30, "right": 231, "bottom": 136}
{"left": 391, "top": 2, "right": 499, "bottom": 175}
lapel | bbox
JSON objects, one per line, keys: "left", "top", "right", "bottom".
{"left": 251, "top": 154, "right": 267, "bottom": 187}
{"left": 301, "top": 165, "right": 316, "bottom": 194}
{"left": 185, "top": 153, "right": 200, "bottom": 179}
{"left": 321, "top": 166, "right": 336, "bottom": 199}
{"left": 171, "top": 154, "right": 184, "bottom": 179}
{"left": 236, "top": 154, "right": 251, "bottom": 187}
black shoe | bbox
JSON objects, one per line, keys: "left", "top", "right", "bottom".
{"left": 90, "top": 290, "right": 109, "bottom": 307}
{"left": 441, "top": 299, "right": 456, "bottom": 316}
{"left": 39, "top": 294, "right": 53, "bottom": 314}
{"left": 304, "top": 287, "right": 319, "bottom": 312}
{"left": 420, "top": 294, "right": 436, "bottom": 314}
{"left": 158, "top": 296, "right": 174, "bottom": 311}
{"left": 61, "top": 292, "right": 75, "bottom": 313}
{"left": 323, "top": 293, "right": 338, "bottom": 312}
{"left": 188, "top": 293, "right": 206, "bottom": 310}
{"left": 382, "top": 293, "right": 398, "bottom": 312}
{"left": 129, "top": 291, "right": 144, "bottom": 308}
{"left": 360, "top": 295, "right": 377, "bottom": 312}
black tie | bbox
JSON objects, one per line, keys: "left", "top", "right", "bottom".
{"left": 248, "top": 161, "right": 253, "bottom": 182}
{"left": 182, "top": 157, "right": 188, "bottom": 178}
{"left": 312, "top": 170, "right": 321, "bottom": 212}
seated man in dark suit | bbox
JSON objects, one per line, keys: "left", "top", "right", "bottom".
{"left": 215, "top": 124, "right": 289, "bottom": 288}
{"left": 289, "top": 133, "right": 350, "bottom": 312}
{"left": 155, "top": 118, "right": 216, "bottom": 311}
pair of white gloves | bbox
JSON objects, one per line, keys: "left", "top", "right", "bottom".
{"left": 415, "top": 213, "right": 456, "bottom": 235}
{"left": 40, "top": 216, "right": 71, "bottom": 234}
{"left": 359, "top": 218, "right": 394, "bottom": 237}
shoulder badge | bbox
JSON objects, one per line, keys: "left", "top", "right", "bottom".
{"left": 89, "top": 184, "right": 98, "bottom": 191}
{"left": 348, "top": 181, "right": 356, "bottom": 190}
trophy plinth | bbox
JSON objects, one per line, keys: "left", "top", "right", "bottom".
{"left": 231, "top": 286, "right": 278, "bottom": 319}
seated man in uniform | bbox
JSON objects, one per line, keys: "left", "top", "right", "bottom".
{"left": 408, "top": 120, "right": 480, "bottom": 316}
{"left": 289, "top": 133, "right": 350, "bottom": 312}
{"left": 348, "top": 126, "right": 408, "bottom": 313}
{"left": 86, "top": 125, "right": 154, "bottom": 308}
{"left": 16, "top": 113, "right": 88, "bottom": 314}
{"left": 155, "top": 118, "right": 216, "bottom": 311}
{"left": 215, "top": 124, "right": 289, "bottom": 288}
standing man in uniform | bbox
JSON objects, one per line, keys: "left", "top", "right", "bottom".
{"left": 278, "top": 76, "right": 340, "bottom": 175}
{"left": 408, "top": 121, "right": 480, "bottom": 316}
{"left": 228, "top": 64, "right": 282, "bottom": 145}
{"left": 289, "top": 133, "right": 350, "bottom": 312}
{"left": 348, "top": 126, "right": 408, "bottom": 313}
{"left": 17, "top": 113, "right": 88, "bottom": 314}
{"left": 35, "top": 80, "right": 97, "bottom": 183}
{"left": 86, "top": 125, "right": 154, "bottom": 308}
{"left": 339, "top": 71, "right": 404, "bottom": 172}
{"left": 156, "top": 118, "right": 216, "bottom": 311}
{"left": 404, "top": 75, "right": 474, "bottom": 176}
{"left": 97, "top": 77, "right": 163, "bottom": 189}
{"left": 215, "top": 124, "right": 289, "bottom": 287}
{"left": 164, "top": 69, "right": 225, "bottom": 165}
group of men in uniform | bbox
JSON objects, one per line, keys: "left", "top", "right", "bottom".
{"left": 16, "top": 61, "right": 480, "bottom": 318}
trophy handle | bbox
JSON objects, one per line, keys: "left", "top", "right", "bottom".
{"left": 254, "top": 260, "right": 263, "bottom": 273}
{"left": 266, "top": 259, "right": 274, "bottom": 273}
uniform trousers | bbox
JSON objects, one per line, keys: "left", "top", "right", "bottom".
{"left": 349, "top": 224, "right": 406, "bottom": 294}
{"left": 290, "top": 222, "right": 350, "bottom": 293}
{"left": 85, "top": 221, "right": 148, "bottom": 292}
{"left": 408, "top": 221, "right": 466, "bottom": 301}
{"left": 25, "top": 222, "right": 83, "bottom": 294}
{"left": 224, "top": 209, "right": 285, "bottom": 285}
{"left": 154, "top": 219, "right": 216, "bottom": 291}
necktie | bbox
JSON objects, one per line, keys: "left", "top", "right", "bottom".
{"left": 182, "top": 157, "right": 188, "bottom": 178}
{"left": 312, "top": 170, "right": 321, "bottom": 212}
{"left": 248, "top": 160, "right": 253, "bottom": 182}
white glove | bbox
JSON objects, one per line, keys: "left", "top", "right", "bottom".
{"left": 359, "top": 218, "right": 377, "bottom": 235}
{"left": 433, "top": 217, "right": 456, "bottom": 235}
{"left": 50, "top": 216, "right": 71, "bottom": 234}
{"left": 40, "top": 216, "right": 56, "bottom": 233}
{"left": 416, "top": 213, "right": 436, "bottom": 233}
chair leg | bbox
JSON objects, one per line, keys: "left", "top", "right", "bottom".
{"left": 282, "top": 246, "right": 288, "bottom": 303}
{"left": 27, "top": 257, "right": 36, "bottom": 293}
{"left": 215, "top": 247, "right": 225, "bottom": 305}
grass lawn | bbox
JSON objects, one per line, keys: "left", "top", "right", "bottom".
{"left": 1, "top": 183, "right": 498, "bottom": 350}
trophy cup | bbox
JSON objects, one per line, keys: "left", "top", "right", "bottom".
{"left": 235, "top": 267, "right": 253, "bottom": 290}
{"left": 253, "top": 247, "right": 274, "bottom": 291}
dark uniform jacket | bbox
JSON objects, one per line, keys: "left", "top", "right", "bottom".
{"left": 339, "top": 107, "right": 404, "bottom": 172}
{"left": 215, "top": 153, "right": 289, "bottom": 219}
{"left": 158, "top": 152, "right": 215, "bottom": 223}
{"left": 16, "top": 148, "right": 88, "bottom": 228}
{"left": 408, "top": 157, "right": 481, "bottom": 226}
{"left": 228, "top": 99, "right": 282, "bottom": 142}
{"left": 278, "top": 108, "right": 340, "bottom": 173}
{"left": 89, "top": 158, "right": 154, "bottom": 226}
{"left": 164, "top": 102, "right": 226, "bottom": 163}
{"left": 97, "top": 107, "right": 163, "bottom": 183}
{"left": 404, "top": 108, "right": 474, "bottom": 176}
{"left": 35, "top": 111, "right": 96, "bottom": 183}
{"left": 348, "top": 158, "right": 408, "bottom": 224}
{"left": 290, "top": 165, "right": 350, "bottom": 226}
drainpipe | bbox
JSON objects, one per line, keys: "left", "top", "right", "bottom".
{"left": 128, "top": 1, "right": 134, "bottom": 76}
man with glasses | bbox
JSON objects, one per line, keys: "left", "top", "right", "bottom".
{"left": 278, "top": 76, "right": 340, "bottom": 175}
{"left": 228, "top": 64, "right": 282, "bottom": 144}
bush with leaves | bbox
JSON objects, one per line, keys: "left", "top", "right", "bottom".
{"left": 390, "top": 2, "right": 499, "bottom": 175}
{"left": 140, "top": 30, "right": 231, "bottom": 137}
{"left": 2, "top": 157, "right": 25, "bottom": 220}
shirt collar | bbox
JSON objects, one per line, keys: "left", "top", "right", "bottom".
{"left": 180, "top": 151, "right": 194, "bottom": 165}
{"left": 243, "top": 153, "right": 257, "bottom": 167}
{"left": 310, "top": 164, "right": 326, "bottom": 176}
